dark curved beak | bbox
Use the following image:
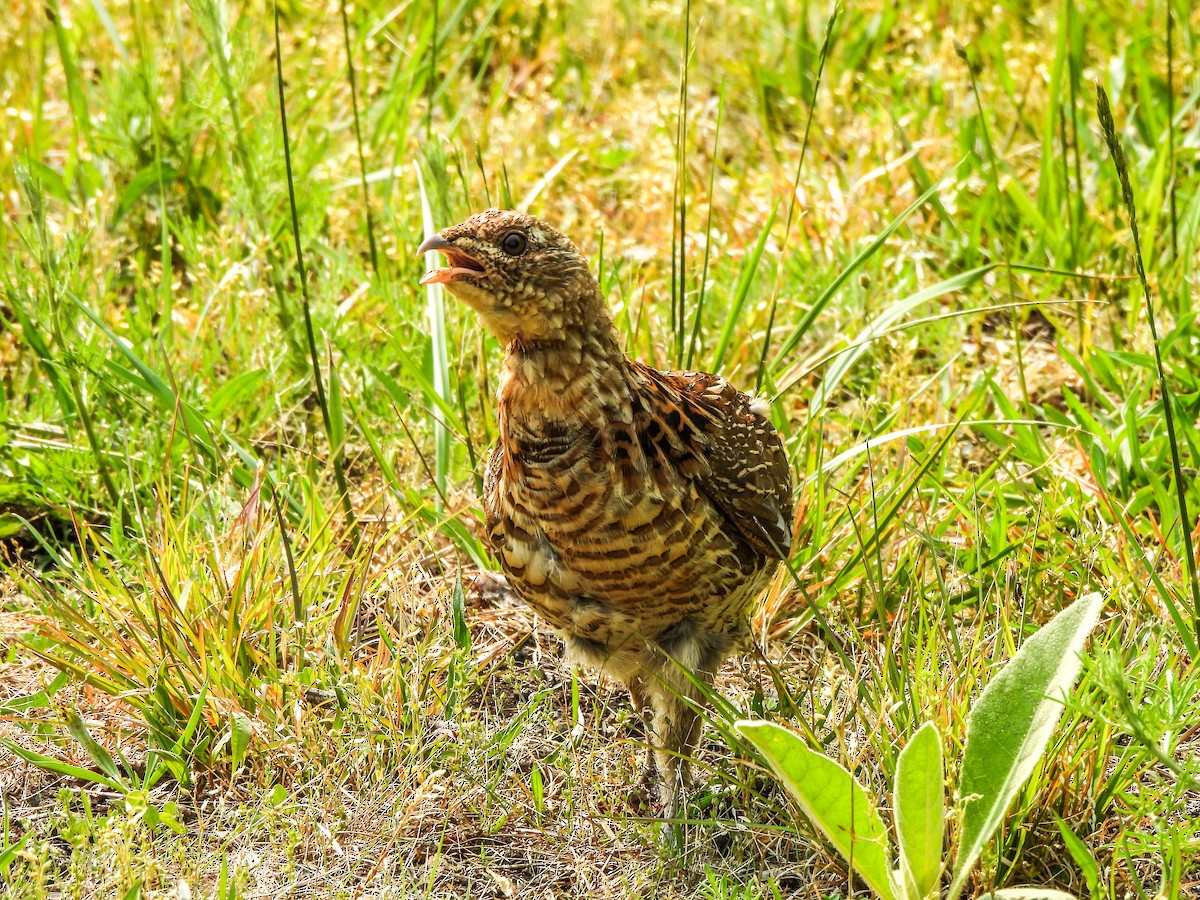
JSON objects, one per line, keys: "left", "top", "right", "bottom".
{"left": 417, "top": 233, "right": 453, "bottom": 256}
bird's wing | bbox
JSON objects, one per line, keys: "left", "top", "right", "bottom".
{"left": 636, "top": 366, "right": 794, "bottom": 560}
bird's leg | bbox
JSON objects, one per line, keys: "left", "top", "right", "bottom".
{"left": 628, "top": 676, "right": 657, "bottom": 787}
{"left": 647, "top": 668, "right": 712, "bottom": 828}
{"left": 648, "top": 624, "right": 725, "bottom": 828}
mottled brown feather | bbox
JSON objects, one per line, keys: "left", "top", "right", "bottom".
{"left": 420, "top": 209, "right": 795, "bottom": 828}
{"left": 636, "top": 365, "right": 793, "bottom": 560}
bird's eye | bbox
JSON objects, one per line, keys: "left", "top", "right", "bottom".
{"left": 500, "top": 231, "right": 527, "bottom": 256}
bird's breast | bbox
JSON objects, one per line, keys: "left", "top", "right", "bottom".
{"left": 486, "top": 420, "right": 764, "bottom": 635}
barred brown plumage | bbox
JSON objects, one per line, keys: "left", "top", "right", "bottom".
{"left": 418, "top": 209, "right": 794, "bottom": 828}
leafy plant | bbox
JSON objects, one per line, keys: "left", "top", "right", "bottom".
{"left": 2, "top": 706, "right": 193, "bottom": 834}
{"left": 0, "top": 802, "right": 32, "bottom": 887}
{"left": 737, "top": 592, "right": 1105, "bottom": 900}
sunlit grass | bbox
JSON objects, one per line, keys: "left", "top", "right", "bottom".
{"left": 2, "top": 0, "right": 1199, "bottom": 897}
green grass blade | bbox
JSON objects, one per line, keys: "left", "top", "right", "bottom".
{"left": 273, "top": 0, "right": 358, "bottom": 540}
{"left": 415, "top": 163, "right": 452, "bottom": 508}
{"left": 950, "top": 592, "right": 1104, "bottom": 900}
{"left": 65, "top": 709, "right": 130, "bottom": 790}
{"left": 1096, "top": 85, "right": 1200, "bottom": 646}
{"left": 339, "top": 0, "right": 379, "bottom": 276}
{"left": 806, "top": 265, "right": 993, "bottom": 411}
{"left": 755, "top": 3, "right": 840, "bottom": 391}
{"left": 770, "top": 160, "right": 967, "bottom": 373}
{"left": 2, "top": 738, "right": 124, "bottom": 793}
{"left": 711, "top": 204, "right": 777, "bottom": 372}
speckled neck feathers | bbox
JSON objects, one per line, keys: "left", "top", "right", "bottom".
{"left": 497, "top": 280, "right": 630, "bottom": 428}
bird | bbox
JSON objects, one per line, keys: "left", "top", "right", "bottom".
{"left": 417, "top": 209, "right": 794, "bottom": 827}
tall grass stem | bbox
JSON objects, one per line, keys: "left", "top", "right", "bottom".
{"left": 1166, "top": 0, "right": 1178, "bottom": 261}
{"left": 340, "top": 0, "right": 380, "bottom": 277}
{"left": 273, "top": 1, "right": 359, "bottom": 542}
{"left": 757, "top": 5, "right": 839, "bottom": 392}
{"left": 958, "top": 41, "right": 1030, "bottom": 408}
{"left": 1096, "top": 84, "right": 1200, "bottom": 645}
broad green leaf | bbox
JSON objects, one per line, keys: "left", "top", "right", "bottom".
{"left": 977, "top": 890, "right": 1079, "bottom": 900}
{"left": 895, "top": 722, "right": 944, "bottom": 900}
{"left": 65, "top": 710, "right": 130, "bottom": 790}
{"left": 230, "top": 712, "right": 253, "bottom": 772}
{"left": 0, "top": 832, "right": 31, "bottom": 873}
{"left": 155, "top": 801, "right": 186, "bottom": 835}
{"left": 949, "top": 592, "right": 1104, "bottom": 900}
{"left": 451, "top": 570, "right": 470, "bottom": 651}
{"left": 736, "top": 720, "right": 897, "bottom": 900}
{"left": 1, "top": 739, "right": 124, "bottom": 792}
{"left": 114, "top": 162, "right": 180, "bottom": 225}
{"left": 0, "top": 671, "right": 70, "bottom": 714}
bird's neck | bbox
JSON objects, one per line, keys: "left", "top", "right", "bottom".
{"left": 497, "top": 311, "right": 633, "bottom": 429}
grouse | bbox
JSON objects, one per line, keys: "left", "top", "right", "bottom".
{"left": 418, "top": 210, "right": 794, "bottom": 825}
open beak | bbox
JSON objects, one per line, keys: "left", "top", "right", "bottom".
{"left": 417, "top": 234, "right": 486, "bottom": 285}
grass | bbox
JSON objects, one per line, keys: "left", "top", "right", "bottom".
{"left": 1, "top": 0, "right": 1199, "bottom": 897}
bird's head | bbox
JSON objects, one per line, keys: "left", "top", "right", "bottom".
{"left": 417, "top": 209, "right": 604, "bottom": 346}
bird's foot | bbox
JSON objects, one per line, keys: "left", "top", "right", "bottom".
{"left": 626, "top": 782, "right": 655, "bottom": 815}
{"left": 657, "top": 781, "right": 691, "bottom": 850}
{"left": 626, "top": 745, "right": 658, "bottom": 813}
{"left": 658, "top": 805, "right": 688, "bottom": 850}
{"left": 467, "top": 570, "right": 518, "bottom": 606}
